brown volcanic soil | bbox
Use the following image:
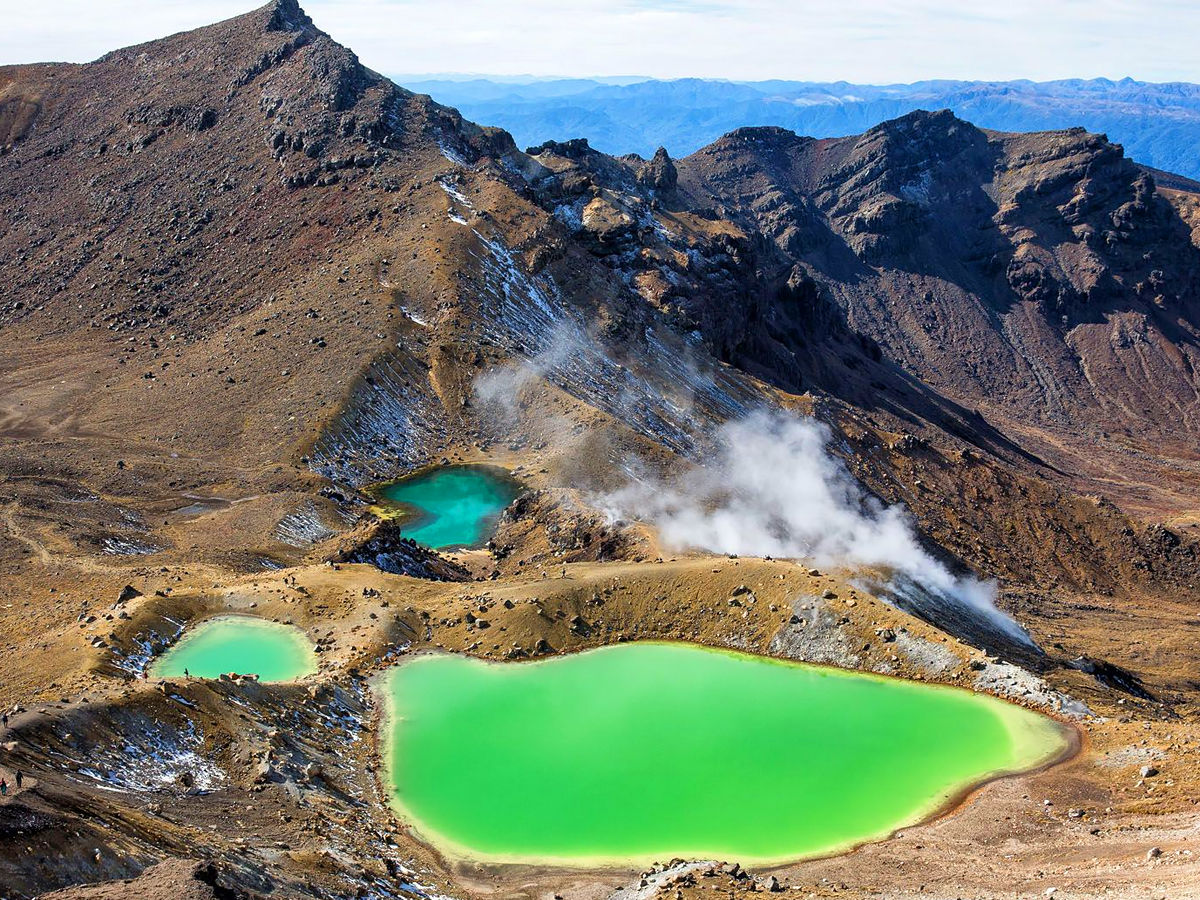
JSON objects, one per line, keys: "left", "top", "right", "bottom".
{"left": 2, "top": 2, "right": 1200, "bottom": 899}
{"left": 4, "top": 556, "right": 1200, "bottom": 899}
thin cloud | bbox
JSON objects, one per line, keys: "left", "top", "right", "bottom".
{"left": 2, "top": 0, "right": 1199, "bottom": 83}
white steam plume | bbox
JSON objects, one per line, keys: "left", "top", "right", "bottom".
{"left": 602, "top": 410, "right": 1033, "bottom": 646}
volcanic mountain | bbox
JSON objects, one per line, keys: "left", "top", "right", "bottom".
{"left": 2, "top": 2, "right": 1200, "bottom": 898}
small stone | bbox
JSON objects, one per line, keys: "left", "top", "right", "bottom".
{"left": 1147, "top": 847, "right": 1162, "bottom": 860}
{"left": 1140, "top": 765, "right": 1159, "bottom": 778}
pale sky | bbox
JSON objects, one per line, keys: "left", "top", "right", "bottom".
{"left": 4, "top": 0, "right": 1200, "bottom": 83}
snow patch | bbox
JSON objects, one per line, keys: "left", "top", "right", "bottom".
{"left": 72, "top": 720, "right": 225, "bottom": 793}
{"left": 101, "top": 536, "right": 159, "bottom": 556}
{"left": 275, "top": 501, "right": 337, "bottom": 547}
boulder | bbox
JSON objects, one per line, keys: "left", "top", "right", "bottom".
{"left": 252, "top": 759, "right": 275, "bottom": 784}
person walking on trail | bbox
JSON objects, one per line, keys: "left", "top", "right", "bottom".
{"left": 1, "top": 778, "right": 7, "bottom": 797}
{"left": 15, "top": 771, "right": 23, "bottom": 790}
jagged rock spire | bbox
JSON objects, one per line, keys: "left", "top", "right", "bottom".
{"left": 638, "top": 146, "right": 677, "bottom": 191}
{"left": 266, "top": 0, "right": 313, "bottom": 32}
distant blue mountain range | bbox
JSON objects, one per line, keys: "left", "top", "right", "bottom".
{"left": 395, "top": 76, "right": 1200, "bottom": 180}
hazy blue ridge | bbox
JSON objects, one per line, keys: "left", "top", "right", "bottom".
{"left": 394, "top": 76, "right": 1200, "bottom": 180}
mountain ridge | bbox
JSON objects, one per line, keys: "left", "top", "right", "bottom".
{"left": 398, "top": 74, "right": 1200, "bottom": 181}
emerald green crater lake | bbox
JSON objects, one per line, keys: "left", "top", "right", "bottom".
{"left": 151, "top": 616, "right": 317, "bottom": 682}
{"left": 379, "top": 643, "right": 1070, "bottom": 866}
{"left": 377, "top": 465, "right": 521, "bottom": 550}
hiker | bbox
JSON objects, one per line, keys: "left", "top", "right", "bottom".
{"left": 1, "top": 712, "right": 7, "bottom": 728}
{"left": 1, "top": 778, "right": 7, "bottom": 796}
{"left": 184, "top": 667, "right": 190, "bottom": 678}
{"left": 15, "top": 771, "right": 22, "bottom": 789}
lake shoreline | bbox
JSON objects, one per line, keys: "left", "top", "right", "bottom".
{"left": 368, "top": 464, "right": 523, "bottom": 551}
{"left": 370, "top": 639, "right": 1079, "bottom": 871}
{"left": 150, "top": 613, "right": 318, "bottom": 682}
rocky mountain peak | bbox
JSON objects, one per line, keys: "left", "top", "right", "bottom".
{"left": 265, "top": 0, "right": 314, "bottom": 32}
{"left": 867, "top": 107, "right": 970, "bottom": 137}
{"left": 721, "top": 125, "right": 806, "bottom": 145}
{"left": 527, "top": 137, "right": 596, "bottom": 159}
{"left": 841, "top": 108, "right": 991, "bottom": 191}
{"left": 697, "top": 126, "right": 814, "bottom": 163}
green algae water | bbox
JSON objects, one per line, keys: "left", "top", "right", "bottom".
{"left": 377, "top": 465, "right": 521, "bottom": 550}
{"left": 151, "top": 616, "right": 317, "bottom": 682}
{"left": 379, "top": 642, "right": 1070, "bottom": 866}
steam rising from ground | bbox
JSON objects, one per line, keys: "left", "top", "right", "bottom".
{"left": 603, "top": 410, "right": 1033, "bottom": 646}
{"left": 469, "top": 318, "right": 1032, "bottom": 650}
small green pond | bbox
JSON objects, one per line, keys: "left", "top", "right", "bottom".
{"left": 377, "top": 465, "right": 521, "bottom": 550}
{"left": 151, "top": 616, "right": 317, "bottom": 682}
{"left": 378, "top": 642, "right": 1070, "bottom": 866}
